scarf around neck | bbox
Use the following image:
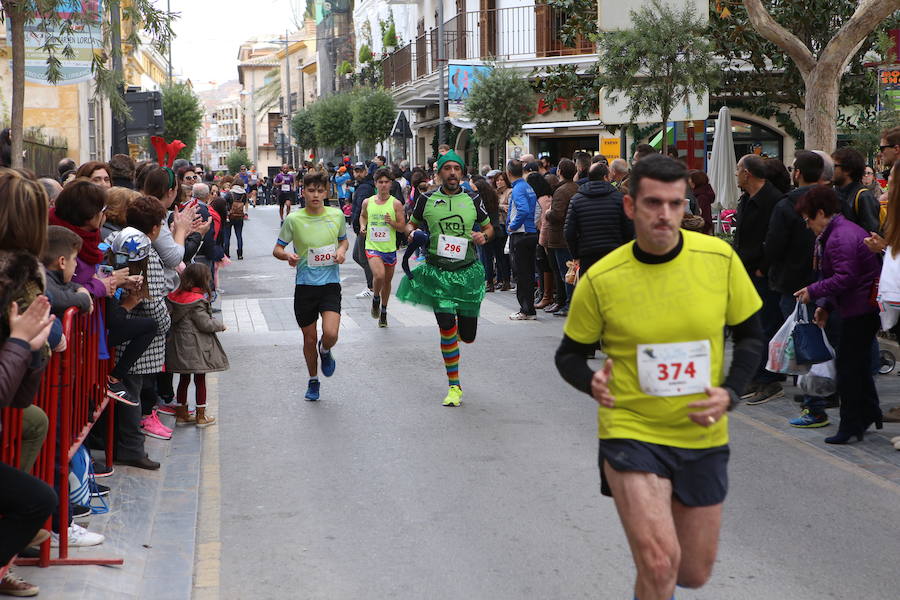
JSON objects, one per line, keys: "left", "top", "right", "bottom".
{"left": 48, "top": 208, "right": 104, "bottom": 265}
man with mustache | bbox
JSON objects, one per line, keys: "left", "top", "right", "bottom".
{"left": 396, "top": 151, "right": 493, "bottom": 407}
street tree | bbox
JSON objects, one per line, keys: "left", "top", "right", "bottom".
{"left": 464, "top": 67, "right": 535, "bottom": 167}
{"left": 594, "top": 0, "right": 718, "bottom": 155}
{"left": 161, "top": 82, "right": 203, "bottom": 160}
{"left": 350, "top": 89, "right": 395, "bottom": 154}
{"left": 312, "top": 92, "right": 356, "bottom": 152}
{"left": 741, "top": 0, "right": 900, "bottom": 150}
{"left": 226, "top": 148, "right": 250, "bottom": 175}
{"left": 0, "top": 0, "right": 173, "bottom": 168}
{"left": 292, "top": 105, "right": 319, "bottom": 156}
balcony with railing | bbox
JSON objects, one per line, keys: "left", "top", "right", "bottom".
{"left": 382, "top": 4, "right": 595, "bottom": 89}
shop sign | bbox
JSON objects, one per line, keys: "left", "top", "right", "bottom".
{"left": 600, "top": 137, "right": 620, "bottom": 160}
{"left": 23, "top": 0, "right": 104, "bottom": 85}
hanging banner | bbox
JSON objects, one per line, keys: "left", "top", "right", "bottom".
{"left": 23, "top": 0, "right": 104, "bottom": 85}
{"left": 447, "top": 62, "right": 492, "bottom": 120}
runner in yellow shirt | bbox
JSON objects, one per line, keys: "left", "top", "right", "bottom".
{"left": 360, "top": 168, "right": 406, "bottom": 328}
{"left": 555, "top": 155, "right": 764, "bottom": 600}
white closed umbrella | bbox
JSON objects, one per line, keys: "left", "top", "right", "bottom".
{"left": 708, "top": 106, "right": 739, "bottom": 212}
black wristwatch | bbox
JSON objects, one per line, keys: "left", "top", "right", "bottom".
{"left": 724, "top": 387, "right": 739, "bottom": 411}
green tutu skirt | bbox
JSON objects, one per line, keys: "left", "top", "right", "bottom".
{"left": 396, "top": 261, "right": 486, "bottom": 318}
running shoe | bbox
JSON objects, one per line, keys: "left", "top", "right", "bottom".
{"left": 305, "top": 379, "right": 321, "bottom": 401}
{"left": 442, "top": 385, "right": 463, "bottom": 407}
{"left": 789, "top": 409, "right": 829, "bottom": 428}
{"left": 318, "top": 342, "right": 336, "bottom": 377}
{"left": 150, "top": 408, "right": 173, "bottom": 434}
{"left": 107, "top": 379, "right": 138, "bottom": 406}
{"left": 89, "top": 482, "right": 110, "bottom": 498}
{"left": 355, "top": 288, "right": 374, "bottom": 299}
{"left": 51, "top": 524, "right": 104, "bottom": 548}
{"left": 508, "top": 312, "right": 537, "bottom": 321}
{"left": 371, "top": 296, "right": 381, "bottom": 319}
{"left": 378, "top": 310, "right": 387, "bottom": 328}
{"left": 140, "top": 412, "right": 172, "bottom": 440}
{"left": 72, "top": 504, "right": 91, "bottom": 521}
{"left": 92, "top": 463, "right": 114, "bottom": 478}
{"left": 0, "top": 572, "right": 39, "bottom": 597}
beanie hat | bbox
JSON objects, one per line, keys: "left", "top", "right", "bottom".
{"left": 436, "top": 150, "right": 464, "bottom": 171}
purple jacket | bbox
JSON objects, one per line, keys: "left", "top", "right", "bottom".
{"left": 72, "top": 256, "right": 107, "bottom": 298}
{"left": 807, "top": 215, "right": 880, "bottom": 318}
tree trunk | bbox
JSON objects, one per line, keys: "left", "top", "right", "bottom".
{"left": 7, "top": 3, "right": 25, "bottom": 169}
{"left": 802, "top": 68, "right": 840, "bottom": 151}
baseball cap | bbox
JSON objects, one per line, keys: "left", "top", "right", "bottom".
{"left": 353, "top": 161, "right": 366, "bottom": 170}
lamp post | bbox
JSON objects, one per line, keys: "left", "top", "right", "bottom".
{"left": 437, "top": 0, "right": 446, "bottom": 146}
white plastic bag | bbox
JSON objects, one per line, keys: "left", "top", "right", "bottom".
{"left": 798, "top": 335, "right": 837, "bottom": 396}
{"left": 765, "top": 302, "right": 811, "bottom": 375}
{"left": 503, "top": 234, "right": 510, "bottom": 255}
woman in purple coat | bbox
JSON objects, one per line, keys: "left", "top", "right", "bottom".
{"left": 794, "top": 186, "right": 882, "bottom": 444}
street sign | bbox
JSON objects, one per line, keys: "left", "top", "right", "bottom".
{"left": 600, "top": 137, "right": 620, "bottom": 160}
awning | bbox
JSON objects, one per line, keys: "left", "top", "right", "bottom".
{"left": 650, "top": 124, "right": 675, "bottom": 149}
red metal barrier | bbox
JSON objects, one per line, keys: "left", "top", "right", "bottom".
{"left": 2, "top": 306, "right": 123, "bottom": 570}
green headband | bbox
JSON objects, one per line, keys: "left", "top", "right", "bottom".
{"left": 437, "top": 150, "right": 464, "bottom": 171}
{"left": 164, "top": 167, "right": 176, "bottom": 189}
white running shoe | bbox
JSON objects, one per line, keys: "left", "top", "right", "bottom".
{"left": 51, "top": 523, "right": 105, "bottom": 547}
{"left": 355, "top": 288, "right": 374, "bottom": 299}
{"left": 508, "top": 312, "right": 537, "bottom": 321}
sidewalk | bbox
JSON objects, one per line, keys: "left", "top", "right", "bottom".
{"left": 14, "top": 411, "right": 203, "bottom": 600}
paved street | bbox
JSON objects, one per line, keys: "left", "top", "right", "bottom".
{"left": 202, "top": 204, "right": 900, "bottom": 599}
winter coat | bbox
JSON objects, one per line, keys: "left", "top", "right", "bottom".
{"left": 734, "top": 181, "right": 782, "bottom": 275}
{"left": 764, "top": 185, "right": 817, "bottom": 295}
{"left": 564, "top": 180, "right": 634, "bottom": 260}
{"left": 836, "top": 181, "right": 880, "bottom": 234}
{"left": 43, "top": 268, "right": 91, "bottom": 317}
{"left": 164, "top": 289, "right": 228, "bottom": 374}
{"left": 114, "top": 247, "right": 170, "bottom": 374}
{"left": 0, "top": 250, "right": 48, "bottom": 434}
{"left": 807, "top": 215, "right": 880, "bottom": 319}
{"left": 693, "top": 183, "right": 715, "bottom": 234}
{"left": 546, "top": 180, "right": 578, "bottom": 249}
{"left": 351, "top": 176, "right": 376, "bottom": 234}
{"left": 507, "top": 178, "right": 537, "bottom": 234}
{"left": 536, "top": 194, "right": 552, "bottom": 247}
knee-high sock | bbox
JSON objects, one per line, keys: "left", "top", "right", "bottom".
{"left": 440, "top": 324, "right": 460, "bottom": 387}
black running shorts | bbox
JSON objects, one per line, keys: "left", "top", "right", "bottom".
{"left": 598, "top": 438, "right": 729, "bottom": 507}
{"left": 293, "top": 283, "right": 342, "bottom": 328}
{"left": 278, "top": 192, "right": 294, "bottom": 206}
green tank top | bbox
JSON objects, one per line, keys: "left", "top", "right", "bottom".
{"left": 365, "top": 195, "right": 397, "bottom": 252}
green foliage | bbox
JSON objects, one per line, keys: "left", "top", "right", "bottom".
{"left": 338, "top": 60, "right": 353, "bottom": 76}
{"left": 226, "top": 148, "right": 250, "bottom": 175}
{"left": 311, "top": 92, "right": 357, "bottom": 150}
{"left": 161, "top": 82, "right": 203, "bottom": 160}
{"left": 840, "top": 109, "right": 900, "bottom": 163}
{"left": 1, "top": 0, "right": 175, "bottom": 119}
{"left": 547, "top": 0, "right": 597, "bottom": 48}
{"left": 292, "top": 106, "right": 319, "bottom": 152}
{"left": 464, "top": 67, "right": 535, "bottom": 166}
{"left": 359, "top": 44, "right": 373, "bottom": 64}
{"left": 350, "top": 88, "right": 396, "bottom": 148}
{"left": 708, "top": 1, "right": 900, "bottom": 127}
{"left": 594, "top": 0, "right": 718, "bottom": 151}
{"left": 382, "top": 22, "right": 398, "bottom": 49}
{"left": 255, "top": 68, "right": 282, "bottom": 116}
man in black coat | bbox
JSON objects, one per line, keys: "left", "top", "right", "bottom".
{"left": 832, "top": 146, "right": 880, "bottom": 234}
{"left": 350, "top": 162, "right": 376, "bottom": 297}
{"left": 735, "top": 154, "right": 787, "bottom": 403}
{"left": 564, "top": 162, "right": 634, "bottom": 274}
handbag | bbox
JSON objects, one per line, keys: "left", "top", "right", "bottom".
{"left": 791, "top": 303, "right": 833, "bottom": 365}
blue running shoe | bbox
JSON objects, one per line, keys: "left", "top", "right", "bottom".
{"left": 305, "top": 379, "right": 320, "bottom": 401}
{"left": 789, "top": 409, "right": 829, "bottom": 428}
{"left": 318, "top": 341, "right": 336, "bottom": 377}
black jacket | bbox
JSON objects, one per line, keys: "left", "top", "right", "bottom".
{"left": 734, "top": 181, "right": 783, "bottom": 274}
{"left": 350, "top": 176, "right": 376, "bottom": 234}
{"left": 764, "top": 185, "right": 816, "bottom": 295}
{"left": 836, "top": 181, "right": 880, "bottom": 234}
{"left": 564, "top": 180, "right": 633, "bottom": 259}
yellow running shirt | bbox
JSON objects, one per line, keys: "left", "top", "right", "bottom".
{"left": 564, "top": 231, "right": 762, "bottom": 449}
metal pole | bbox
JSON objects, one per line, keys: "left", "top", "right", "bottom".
{"left": 167, "top": 0, "right": 172, "bottom": 84}
{"left": 110, "top": 1, "right": 127, "bottom": 156}
{"left": 283, "top": 31, "right": 294, "bottom": 166}
{"left": 437, "top": 0, "right": 446, "bottom": 146}
{"left": 249, "top": 87, "right": 257, "bottom": 167}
